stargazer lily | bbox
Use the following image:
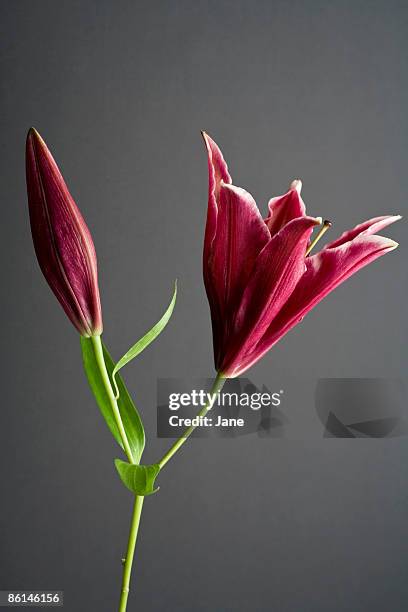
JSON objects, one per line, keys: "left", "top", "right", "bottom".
{"left": 202, "top": 132, "right": 400, "bottom": 378}
{"left": 26, "top": 128, "right": 103, "bottom": 337}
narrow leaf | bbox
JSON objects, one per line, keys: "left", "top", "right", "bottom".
{"left": 81, "top": 337, "right": 145, "bottom": 463}
{"left": 115, "top": 459, "right": 160, "bottom": 496}
{"left": 112, "top": 282, "right": 177, "bottom": 399}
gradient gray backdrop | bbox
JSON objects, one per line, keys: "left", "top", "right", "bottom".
{"left": 0, "top": 1, "right": 406, "bottom": 610}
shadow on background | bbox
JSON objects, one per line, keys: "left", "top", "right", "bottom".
{"left": 316, "top": 378, "right": 407, "bottom": 438}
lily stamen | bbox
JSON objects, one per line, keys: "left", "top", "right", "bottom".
{"left": 305, "top": 219, "right": 332, "bottom": 256}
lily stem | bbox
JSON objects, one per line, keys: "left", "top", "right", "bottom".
{"left": 119, "top": 495, "right": 144, "bottom": 612}
{"left": 89, "top": 345, "right": 225, "bottom": 611}
{"left": 90, "top": 335, "right": 145, "bottom": 612}
{"left": 117, "top": 372, "right": 225, "bottom": 612}
{"left": 158, "top": 372, "right": 227, "bottom": 469}
{"left": 90, "top": 335, "right": 134, "bottom": 464}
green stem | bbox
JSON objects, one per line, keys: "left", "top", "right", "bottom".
{"left": 89, "top": 346, "right": 225, "bottom": 611}
{"left": 117, "top": 373, "right": 226, "bottom": 612}
{"left": 119, "top": 495, "right": 144, "bottom": 612}
{"left": 90, "top": 335, "right": 145, "bottom": 612}
{"left": 158, "top": 372, "right": 226, "bottom": 469}
{"left": 90, "top": 335, "right": 134, "bottom": 464}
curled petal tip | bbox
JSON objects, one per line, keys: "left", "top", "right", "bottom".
{"left": 201, "top": 130, "right": 211, "bottom": 149}
{"left": 290, "top": 179, "right": 302, "bottom": 193}
{"left": 381, "top": 214, "right": 402, "bottom": 226}
{"left": 325, "top": 213, "right": 401, "bottom": 250}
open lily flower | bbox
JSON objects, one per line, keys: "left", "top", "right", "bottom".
{"left": 202, "top": 132, "right": 400, "bottom": 378}
{"left": 26, "top": 128, "right": 103, "bottom": 337}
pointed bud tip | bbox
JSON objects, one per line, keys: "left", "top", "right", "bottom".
{"left": 27, "top": 127, "right": 40, "bottom": 141}
{"left": 290, "top": 179, "right": 302, "bottom": 193}
{"left": 26, "top": 127, "right": 47, "bottom": 152}
{"left": 26, "top": 128, "right": 35, "bottom": 149}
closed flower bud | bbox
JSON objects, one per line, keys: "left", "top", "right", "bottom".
{"left": 26, "top": 128, "right": 103, "bottom": 336}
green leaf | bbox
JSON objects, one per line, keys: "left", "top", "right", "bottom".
{"left": 80, "top": 337, "right": 145, "bottom": 464}
{"left": 112, "top": 282, "right": 177, "bottom": 399}
{"left": 115, "top": 459, "right": 160, "bottom": 496}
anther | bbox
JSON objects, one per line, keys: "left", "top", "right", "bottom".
{"left": 305, "top": 220, "right": 332, "bottom": 256}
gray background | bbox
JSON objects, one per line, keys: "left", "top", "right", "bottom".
{"left": 0, "top": 1, "right": 406, "bottom": 610}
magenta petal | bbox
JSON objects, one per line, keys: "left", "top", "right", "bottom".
{"left": 219, "top": 215, "right": 319, "bottom": 376}
{"left": 202, "top": 132, "right": 232, "bottom": 253}
{"left": 265, "top": 186, "right": 306, "bottom": 236}
{"left": 238, "top": 233, "right": 398, "bottom": 374}
{"left": 211, "top": 183, "right": 271, "bottom": 310}
{"left": 202, "top": 133, "right": 233, "bottom": 358}
{"left": 26, "top": 128, "right": 103, "bottom": 336}
{"left": 205, "top": 182, "right": 270, "bottom": 366}
{"left": 324, "top": 215, "right": 401, "bottom": 250}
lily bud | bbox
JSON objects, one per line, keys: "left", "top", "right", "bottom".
{"left": 26, "top": 128, "right": 103, "bottom": 336}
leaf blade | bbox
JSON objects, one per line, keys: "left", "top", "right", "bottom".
{"left": 115, "top": 459, "right": 160, "bottom": 496}
{"left": 80, "top": 337, "right": 145, "bottom": 463}
{"left": 112, "top": 282, "right": 177, "bottom": 398}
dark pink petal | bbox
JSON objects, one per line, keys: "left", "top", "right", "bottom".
{"left": 237, "top": 233, "right": 398, "bottom": 375}
{"left": 211, "top": 183, "right": 271, "bottom": 311}
{"left": 202, "top": 133, "right": 232, "bottom": 361}
{"left": 26, "top": 128, "right": 103, "bottom": 336}
{"left": 205, "top": 183, "right": 270, "bottom": 366}
{"left": 324, "top": 215, "right": 401, "bottom": 250}
{"left": 201, "top": 133, "right": 232, "bottom": 352}
{"left": 201, "top": 132, "right": 232, "bottom": 254}
{"left": 219, "top": 215, "right": 320, "bottom": 375}
{"left": 265, "top": 180, "right": 306, "bottom": 236}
